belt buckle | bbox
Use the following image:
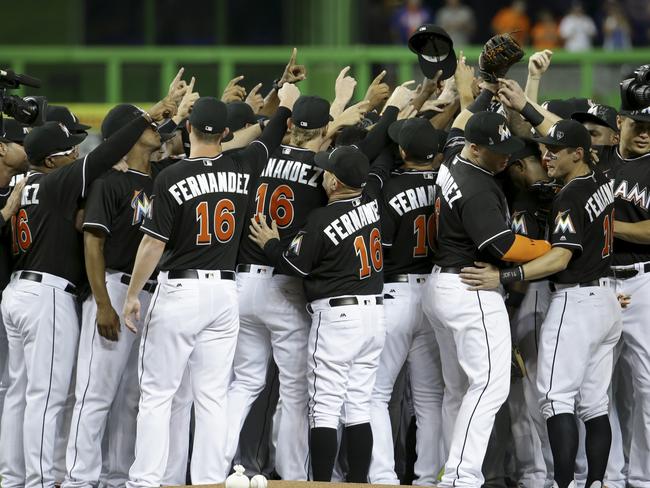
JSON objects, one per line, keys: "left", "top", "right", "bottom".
{"left": 206, "top": 272, "right": 215, "bottom": 279}
{"left": 417, "top": 277, "right": 426, "bottom": 283}
{"left": 364, "top": 299, "right": 371, "bottom": 305}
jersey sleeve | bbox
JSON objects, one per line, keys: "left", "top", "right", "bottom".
{"left": 549, "top": 191, "right": 584, "bottom": 251}
{"left": 278, "top": 217, "right": 324, "bottom": 276}
{"left": 443, "top": 128, "right": 465, "bottom": 161}
{"left": 461, "top": 193, "right": 513, "bottom": 251}
{"left": 140, "top": 175, "right": 176, "bottom": 242}
{"left": 238, "top": 106, "right": 291, "bottom": 176}
{"left": 82, "top": 178, "right": 116, "bottom": 235}
{"left": 379, "top": 192, "right": 399, "bottom": 248}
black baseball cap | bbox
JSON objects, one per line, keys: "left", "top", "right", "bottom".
{"left": 46, "top": 105, "right": 91, "bottom": 134}
{"left": 314, "top": 145, "right": 369, "bottom": 189}
{"left": 465, "top": 111, "right": 524, "bottom": 155}
{"left": 189, "top": 97, "right": 228, "bottom": 135}
{"left": 0, "top": 118, "right": 30, "bottom": 144}
{"left": 408, "top": 24, "right": 457, "bottom": 80}
{"left": 619, "top": 105, "right": 650, "bottom": 123}
{"left": 292, "top": 96, "right": 332, "bottom": 129}
{"left": 101, "top": 104, "right": 174, "bottom": 142}
{"left": 388, "top": 118, "right": 445, "bottom": 161}
{"left": 221, "top": 101, "right": 258, "bottom": 143}
{"left": 24, "top": 121, "right": 85, "bottom": 163}
{"left": 535, "top": 119, "right": 592, "bottom": 156}
{"left": 508, "top": 138, "right": 542, "bottom": 163}
{"left": 542, "top": 98, "right": 593, "bottom": 119}
{"left": 571, "top": 104, "right": 618, "bottom": 131}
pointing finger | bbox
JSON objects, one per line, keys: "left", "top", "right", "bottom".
{"left": 371, "top": 70, "right": 387, "bottom": 85}
{"left": 172, "top": 67, "right": 185, "bottom": 85}
{"left": 337, "top": 66, "right": 351, "bottom": 81}
{"left": 288, "top": 47, "right": 297, "bottom": 66}
{"left": 400, "top": 80, "right": 416, "bottom": 88}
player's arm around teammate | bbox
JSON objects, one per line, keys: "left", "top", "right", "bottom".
{"left": 460, "top": 120, "right": 622, "bottom": 488}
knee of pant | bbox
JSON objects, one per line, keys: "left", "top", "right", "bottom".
{"left": 577, "top": 399, "right": 609, "bottom": 423}
{"left": 540, "top": 398, "right": 573, "bottom": 420}
{"left": 278, "top": 380, "right": 308, "bottom": 404}
{"left": 230, "top": 375, "right": 267, "bottom": 396}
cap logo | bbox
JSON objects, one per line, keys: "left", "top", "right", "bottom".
{"left": 426, "top": 153, "right": 434, "bottom": 159}
{"left": 632, "top": 106, "right": 650, "bottom": 115}
{"left": 588, "top": 105, "right": 601, "bottom": 115}
{"left": 548, "top": 124, "right": 561, "bottom": 139}
{"left": 22, "top": 127, "right": 29, "bottom": 134}
{"left": 498, "top": 123, "right": 511, "bottom": 142}
{"left": 204, "top": 125, "right": 213, "bottom": 131}
{"left": 59, "top": 123, "right": 70, "bottom": 138}
{"left": 300, "top": 121, "right": 308, "bottom": 127}
{"left": 556, "top": 131, "right": 564, "bottom": 139}
{"left": 419, "top": 26, "right": 426, "bottom": 31}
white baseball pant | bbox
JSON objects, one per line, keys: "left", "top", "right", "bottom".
{"left": 126, "top": 270, "right": 238, "bottom": 488}
{"left": 307, "top": 295, "right": 385, "bottom": 430}
{"left": 225, "top": 266, "right": 310, "bottom": 480}
{"left": 369, "top": 275, "right": 444, "bottom": 486}
{"left": 0, "top": 311, "right": 8, "bottom": 431}
{"left": 0, "top": 272, "right": 80, "bottom": 488}
{"left": 423, "top": 267, "right": 511, "bottom": 488}
{"left": 537, "top": 284, "right": 622, "bottom": 422}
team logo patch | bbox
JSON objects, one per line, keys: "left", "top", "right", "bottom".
{"left": 287, "top": 232, "right": 305, "bottom": 256}
{"left": 511, "top": 211, "right": 528, "bottom": 235}
{"left": 553, "top": 209, "right": 576, "bottom": 234}
{"left": 131, "top": 190, "right": 153, "bottom": 225}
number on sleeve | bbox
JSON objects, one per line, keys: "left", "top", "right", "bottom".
{"left": 195, "top": 199, "right": 236, "bottom": 246}
{"left": 10, "top": 209, "right": 32, "bottom": 255}
{"left": 601, "top": 210, "right": 615, "bottom": 258}
{"left": 354, "top": 227, "right": 384, "bottom": 279}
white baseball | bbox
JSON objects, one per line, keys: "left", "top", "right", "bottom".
{"left": 250, "top": 474, "right": 268, "bottom": 488}
{"left": 225, "top": 465, "right": 250, "bottom": 488}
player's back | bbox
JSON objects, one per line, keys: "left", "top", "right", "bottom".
{"left": 299, "top": 193, "right": 383, "bottom": 302}
{"left": 381, "top": 168, "right": 437, "bottom": 275}
{"left": 551, "top": 170, "right": 615, "bottom": 283}
{"left": 434, "top": 154, "right": 510, "bottom": 268}
{"left": 238, "top": 144, "right": 327, "bottom": 266}
{"left": 142, "top": 154, "right": 255, "bottom": 272}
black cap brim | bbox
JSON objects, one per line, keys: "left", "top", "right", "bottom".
{"left": 314, "top": 151, "right": 335, "bottom": 172}
{"left": 486, "top": 136, "right": 525, "bottom": 155}
{"left": 418, "top": 50, "right": 457, "bottom": 80}
{"left": 388, "top": 120, "right": 406, "bottom": 144}
{"left": 620, "top": 110, "right": 650, "bottom": 123}
{"left": 571, "top": 112, "right": 617, "bottom": 131}
{"left": 74, "top": 123, "right": 92, "bottom": 132}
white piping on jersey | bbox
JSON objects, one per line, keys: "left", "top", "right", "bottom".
{"left": 184, "top": 154, "right": 224, "bottom": 162}
{"left": 252, "top": 140, "right": 269, "bottom": 159}
{"left": 140, "top": 225, "right": 169, "bottom": 242}
{"left": 82, "top": 222, "right": 111, "bottom": 234}
{"left": 552, "top": 242, "right": 583, "bottom": 250}
{"left": 557, "top": 171, "right": 595, "bottom": 194}
{"left": 478, "top": 229, "right": 511, "bottom": 250}
{"left": 127, "top": 169, "right": 150, "bottom": 177}
{"left": 391, "top": 169, "right": 437, "bottom": 175}
{"left": 282, "top": 255, "right": 309, "bottom": 276}
{"left": 280, "top": 144, "right": 313, "bottom": 152}
{"left": 456, "top": 155, "right": 493, "bottom": 176}
{"left": 368, "top": 173, "right": 383, "bottom": 188}
{"left": 615, "top": 147, "right": 650, "bottom": 162}
{"left": 327, "top": 196, "right": 361, "bottom": 206}
{"left": 81, "top": 154, "right": 89, "bottom": 198}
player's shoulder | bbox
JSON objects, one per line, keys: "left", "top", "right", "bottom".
{"left": 384, "top": 168, "right": 437, "bottom": 193}
{"left": 273, "top": 144, "right": 316, "bottom": 160}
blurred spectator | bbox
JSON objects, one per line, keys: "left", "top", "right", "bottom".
{"left": 603, "top": 1, "right": 632, "bottom": 49}
{"left": 436, "top": 0, "right": 476, "bottom": 46}
{"left": 492, "top": 0, "right": 531, "bottom": 46}
{"left": 390, "top": 0, "right": 433, "bottom": 44}
{"left": 559, "top": 3, "right": 597, "bottom": 51}
{"left": 531, "top": 9, "right": 561, "bottom": 49}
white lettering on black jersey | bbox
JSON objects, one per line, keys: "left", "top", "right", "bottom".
{"left": 259, "top": 157, "right": 323, "bottom": 187}
{"left": 323, "top": 201, "right": 380, "bottom": 245}
{"left": 168, "top": 171, "right": 250, "bottom": 204}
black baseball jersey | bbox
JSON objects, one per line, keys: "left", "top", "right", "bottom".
{"left": 607, "top": 148, "right": 650, "bottom": 265}
{"left": 434, "top": 129, "right": 513, "bottom": 267}
{"left": 510, "top": 190, "right": 550, "bottom": 241}
{"left": 8, "top": 116, "right": 150, "bottom": 286}
{"left": 549, "top": 170, "right": 614, "bottom": 283}
{"left": 592, "top": 145, "right": 624, "bottom": 180}
{"left": 381, "top": 167, "right": 437, "bottom": 275}
{"left": 83, "top": 169, "right": 156, "bottom": 275}
{"left": 0, "top": 187, "right": 13, "bottom": 290}
{"left": 237, "top": 144, "right": 327, "bottom": 266}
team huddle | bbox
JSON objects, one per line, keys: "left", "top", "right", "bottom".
{"left": 0, "top": 27, "right": 649, "bottom": 488}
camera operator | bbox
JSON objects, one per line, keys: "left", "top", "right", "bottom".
{"left": 592, "top": 65, "right": 650, "bottom": 488}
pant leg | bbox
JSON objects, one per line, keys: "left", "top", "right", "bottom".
{"left": 369, "top": 283, "right": 415, "bottom": 485}
{"left": 189, "top": 281, "right": 239, "bottom": 484}
{"left": 0, "top": 309, "right": 8, "bottom": 429}
{"left": 429, "top": 272, "right": 511, "bottom": 488}
{"left": 266, "top": 275, "right": 310, "bottom": 480}
{"left": 161, "top": 367, "right": 193, "bottom": 485}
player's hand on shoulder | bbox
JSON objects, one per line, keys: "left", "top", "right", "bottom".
{"left": 278, "top": 83, "right": 301, "bottom": 110}
{"left": 1, "top": 178, "right": 26, "bottom": 221}
{"left": 113, "top": 158, "right": 129, "bottom": 173}
{"left": 459, "top": 261, "right": 500, "bottom": 290}
{"left": 97, "top": 303, "right": 121, "bottom": 341}
{"left": 122, "top": 295, "right": 141, "bottom": 334}
{"left": 248, "top": 214, "right": 280, "bottom": 249}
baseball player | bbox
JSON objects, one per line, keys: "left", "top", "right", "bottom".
{"left": 369, "top": 118, "right": 446, "bottom": 486}
{"left": 121, "top": 86, "right": 299, "bottom": 487}
{"left": 46, "top": 105, "right": 92, "bottom": 138}
{"left": 226, "top": 85, "right": 409, "bottom": 479}
{"left": 571, "top": 104, "right": 620, "bottom": 148}
{"left": 248, "top": 143, "right": 395, "bottom": 483}
{"left": 61, "top": 98, "right": 187, "bottom": 488}
{"left": 0, "top": 95, "right": 175, "bottom": 488}
{"left": 461, "top": 120, "right": 622, "bottom": 488}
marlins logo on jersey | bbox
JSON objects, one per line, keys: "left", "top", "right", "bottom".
{"left": 131, "top": 189, "right": 152, "bottom": 225}
{"left": 511, "top": 211, "right": 528, "bottom": 235}
{"left": 554, "top": 209, "right": 576, "bottom": 236}
{"left": 614, "top": 180, "right": 650, "bottom": 211}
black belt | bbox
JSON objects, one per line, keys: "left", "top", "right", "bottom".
{"left": 119, "top": 274, "right": 157, "bottom": 294}
{"left": 329, "top": 296, "right": 384, "bottom": 307}
{"left": 549, "top": 279, "right": 601, "bottom": 292}
{"left": 384, "top": 274, "right": 409, "bottom": 283}
{"left": 168, "top": 269, "right": 236, "bottom": 281}
{"left": 19, "top": 271, "right": 77, "bottom": 294}
{"left": 439, "top": 267, "right": 463, "bottom": 274}
{"left": 236, "top": 264, "right": 272, "bottom": 274}
{"left": 609, "top": 262, "right": 650, "bottom": 280}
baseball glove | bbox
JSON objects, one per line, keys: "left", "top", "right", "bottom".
{"left": 479, "top": 34, "right": 524, "bottom": 83}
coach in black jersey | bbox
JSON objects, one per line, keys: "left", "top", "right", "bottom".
{"left": 122, "top": 85, "right": 299, "bottom": 487}
{"left": 461, "top": 120, "right": 621, "bottom": 488}
{"left": 0, "top": 94, "right": 176, "bottom": 488}
{"left": 369, "top": 119, "right": 446, "bottom": 485}
{"left": 249, "top": 144, "right": 392, "bottom": 483}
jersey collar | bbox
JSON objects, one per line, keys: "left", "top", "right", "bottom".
{"left": 327, "top": 196, "right": 361, "bottom": 206}
{"left": 127, "top": 169, "right": 150, "bottom": 177}
{"left": 456, "top": 155, "right": 493, "bottom": 176}
{"left": 558, "top": 171, "right": 595, "bottom": 194}
{"left": 184, "top": 153, "right": 224, "bottom": 162}
{"left": 615, "top": 146, "right": 650, "bottom": 162}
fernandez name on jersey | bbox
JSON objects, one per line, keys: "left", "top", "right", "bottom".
{"left": 323, "top": 200, "right": 380, "bottom": 245}
{"left": 167, "top": 170, "right": 250, "bottom": 204}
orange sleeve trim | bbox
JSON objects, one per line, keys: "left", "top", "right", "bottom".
{"left": 502, "top": 234, "right": 552, "bottom": 263}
